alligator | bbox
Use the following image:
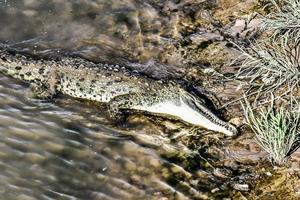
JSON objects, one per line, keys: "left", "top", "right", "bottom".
{"left": 0, "top": 50, "right": 237, "bottom": 136}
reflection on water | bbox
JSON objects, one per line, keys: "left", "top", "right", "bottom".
{"left": 0, "top": 0, "right": 218, "bottom": 80}
{"left": 0, "top": 0, "right": 211, "bottom": 78}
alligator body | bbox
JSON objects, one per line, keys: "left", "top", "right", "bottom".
{"left": 0, "top": 50, "right": 237, "bottom": 136}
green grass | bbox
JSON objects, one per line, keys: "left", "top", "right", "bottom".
{"left": 242, "top": 96, "right": 300, "bottom": 165}
{"left": 262, "top": 0, "right": 300, "bottom": 42}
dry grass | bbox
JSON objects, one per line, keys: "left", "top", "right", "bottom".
{"left": 242, "top": 95, "right": 300, "bottom": 165}
{"left": 235, "top": 38, "right": 300, "bottom": 102}
{"left": 262, "top": 0, "right": 300, "bottom": 42}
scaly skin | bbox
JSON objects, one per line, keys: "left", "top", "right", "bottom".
{"left": 0, "top": 50, "right": 237, "bottom": 136}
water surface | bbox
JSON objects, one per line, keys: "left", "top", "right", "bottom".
{"left": 0, "top": 75, "right": 207, "bottom": 199}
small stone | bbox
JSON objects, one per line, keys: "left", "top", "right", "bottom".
{"left": 149, "top": 157, "right": 160, "bottom": 168}
{"left": 266, "top": 171, "right": 272, "bottom": 176}
{"left": 229, "top": 117, "right": 243, "bottom": 127}
{"left": 247, "top": 18, "right": 262, "bottom": 30}
{"left": 232, "top": 183, "right": 249, "bottom": 191}
{"left": 171, "top": 165, "right": 182, "bottom": 174}
{"left": 131, "top": 175, "right": 142, "bottom": 183}
{"left": 211, "top": 188, "right": 220, "bottom": 193}
{"left": 190, "top": 179, "right": 199, "bottom": 186}
{"left": 213, "top": 168, "right": 231, "bottom": 179}
{"left": 196, "top": 170, "right": 209, "bottom": 178}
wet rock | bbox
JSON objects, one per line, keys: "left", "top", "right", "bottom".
{"left": 211, "top": 187, "right": 220, "bottom": 193}
{"left": 232, "top": 183, "right": 249, "bottom": 191}
{"left": 170, "top": 164, "right": 192, "bottom": 179}
{"left": 151, "top": 179, "right": 189, "bottom": 200}
{"left": 162, "top": 167, "right": 170, "bottom": 179}
{"left": 196, "top": 169, "right": 210, "bottom": 179}
{"left": 213, "top": 168, "right": 231, "bottom": 179}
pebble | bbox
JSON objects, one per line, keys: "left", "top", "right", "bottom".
{"left": 232, "top": 183, "right": 249, "bottom": 191}
{"left": 149, "top": 157, "right": 161, "bottom": 168}
{"left": 211, "top": 187, "right": 220, "bottom": 193}
{"left": 130, "top": 175, "right": 142, "bottom": 183}
{"left": 213, "top": 168, "right": 231, "bottom": 179}
{"left": 196, "top": 170, "right": 210, "bottom": 178}
{"left": 229, "top": 117, "right": 243, "bottom": 127}
{"left": 266, "top": 171, "right": 272, "bottom": 176}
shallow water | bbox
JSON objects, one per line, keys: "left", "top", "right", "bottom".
{"left": 0, "top": 0, "right": 211, "bottom": 80}
{"left": 0, "top": 75, "right": 203, "bottom": 200}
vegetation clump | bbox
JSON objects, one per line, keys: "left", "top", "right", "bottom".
{"left": 235, "top": 0, "right": 300, "bottom": 100}
{"left": 236, "top": 39, "right": 300, "bottom": 100}
{"left": 242, "top": 97, "right": 300, "bottom": 165}
{"left": 234, "top": 0, "right": 300, "bottom": 165}
{"left": 262, "top": 0, "right": 300, "bottom": 42}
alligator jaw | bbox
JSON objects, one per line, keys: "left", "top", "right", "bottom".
{"left": 133, "top": 98, "right": 237, "bottom": 136}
